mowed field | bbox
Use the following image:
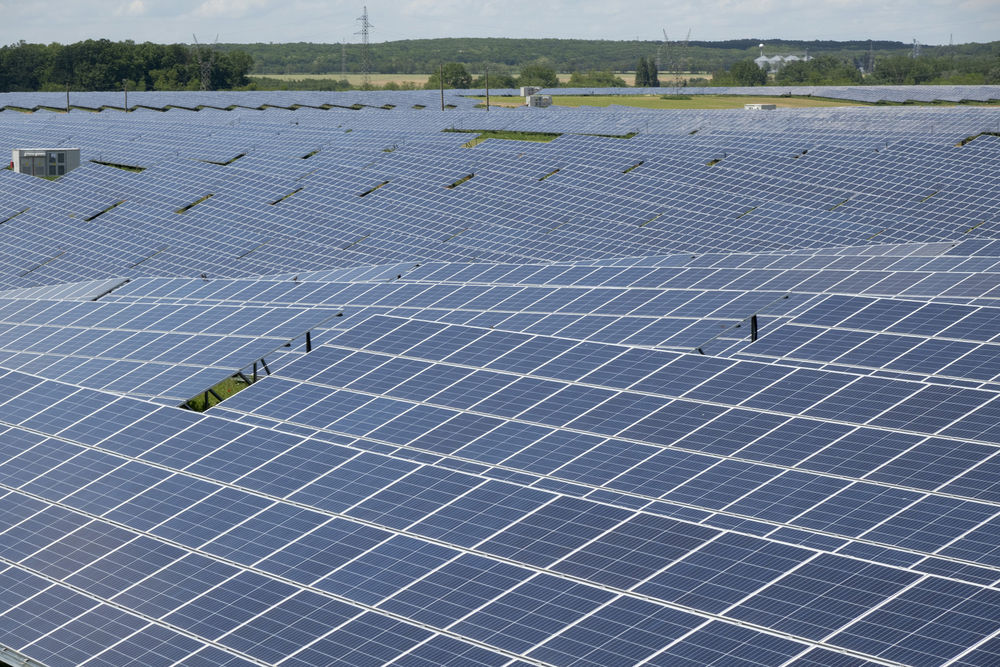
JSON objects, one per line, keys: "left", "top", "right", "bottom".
{"left": 479, "top": 94, "right": 868, "bottom": 109}
{"left": 255, "top": 73, "right": 431, "bottom": 87}
{"left": 255, "top": 72, "right": 710, "bottom": 87}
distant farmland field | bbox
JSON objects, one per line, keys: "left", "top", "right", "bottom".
{"left": 479, "top": 94, "right": 868, "bottom": 109}
{"left": 255, "top": 72, "right": 710, "bottom": 88}
{"left": 258, "top": 73, "right": 431, "bottom": 87}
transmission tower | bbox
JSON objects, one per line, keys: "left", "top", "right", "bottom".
{"left": 192, "top": 34, "right": 218, "bottom": 91}
{"left": 680, "top": 29, "right": 691, "bottom": 76}
{"left": 865, "top": 39, "right": 875, "bottom": 75}
{"left": 655, "top": 30, "right": 668, "bottom": 72}
{"left": 356, "top": 6, "right": 373, "bottom": 88}
{"left": 341, "top": 39, "right": 347, "bottom": 79}
{"left": 911, "top": 38, "right": 922, "bottom": 58}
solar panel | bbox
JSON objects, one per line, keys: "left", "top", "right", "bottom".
{"left": 0, "top": 89, "right": 999, "bottom": 666}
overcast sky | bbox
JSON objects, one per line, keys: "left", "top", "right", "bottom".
{"left": 2, "top": 0, "right": 997, "bottom": 46}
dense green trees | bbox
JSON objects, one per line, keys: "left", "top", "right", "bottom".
{"left": 633, "top": 56, "right": 659, "bottom": 87}
{"left": 868, "top": 54, "right": 1000, "bottom": 85}
{"left": 471, "top": 65, "right": 517, "bottom": 89}
{"left": 634, "top": 56, "right": 649, "bottom": 86}
{"left": 517, "top": 61, "right": 559, "bottom": 88}
{"left": 729, "top": 59, "right": 768, "bottom": 86}
{"left": 647, "top": 59, "right": 660, "bottom": 87}
{"left": 425, "top": 63, "right": 473, "bottom": 89}
{"left": 775, "top": 55, "right": 862, "bottom": 85}
{"left": 0, "top": 40, "right": 254, "bottom": 92}
{"left": 424, "top": 61, "right": 557, "bottom": 90}
{"left": 568, "top": 70, "right": 627, "bottom": 87}
{"left": 2, "top": 37, "right": 997, "bottom": 92}
{"left": 230, "top": 38, "right": 933, "bottom": 77}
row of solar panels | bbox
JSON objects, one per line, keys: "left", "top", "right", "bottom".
{"left": 1, "top": 261, "right": 1000, "bottom": 665}
{"left": 0, "top": 106, "right": 997, "bottom": 295}
{"left": 0, "top": 84, "right": 997, "bottom": 112}
{"left": 1, "top": 95, "right": 1000, "bottom": 666}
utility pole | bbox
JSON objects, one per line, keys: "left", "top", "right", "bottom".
{"left": 485, "top": 65, "right": 489, "bottom": 112}
{"left": 341, "top": 39, "right": 347, "bottom": 80}
{"left": 356, "top": 6, "right": 373, "bottom": 89}
{"left": 440, "top": 64, "right": 445, "bottom": 111}
{"left": 123, "top": 79, "right": 128, "bottom": 112}
{"left": 65, "top": 82, "right": 70, "bottom": 113}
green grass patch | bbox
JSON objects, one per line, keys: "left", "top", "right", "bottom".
{"left": 175, "top": 194, "right": 213, "bottom": 214}
{"left": 0, "top": 208, "right": 29, "bottom": 225}
{"left": 91, "top": 160, "right": 145, "bottom": 172}
{"left": 204, "top": 153, "right": 246, "bottom": 166}
{"left": 446, "top": 173, "right": 475, "bottom": 189}
{"left": 359, "top": 181, "right": 389, "bottom": 197}
{"left": 622, "top": 160, "right": 644, "bottom": 174}
{"left": 965, "top": 220, "right": 988, "bottom": 234}
{"left": 85, "top": 200, "right": 126, "bottom": 221}
{"left": 638, "top": 212, "right": 662, "bottom": 228}
{"left": 918, "top": 190, "right": 939, "bottom": 203}
{"left": 582, "top": 132, "right": 638, "bottom": 139}
{"left": 956, "top": 131, "right": 1000, "bottom": 146}
{"left": 270, "top": 188, "right": 303, "bottom": 205}
{"left": 443, "top": 128, "right": 562, "bottom": 147}
{"left": 184, "top": 376, "right": 251, "bottom": 411}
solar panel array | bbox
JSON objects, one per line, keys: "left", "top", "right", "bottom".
{"left": 0, "top": 88, "right": 999, "bottom": 666}
{"left": 1, "top": 85, "right": 998, "bottom": 113}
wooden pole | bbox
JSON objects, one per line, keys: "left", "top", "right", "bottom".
{"left": 440, "top": 64, "right": 445, "bottom": 111}
{"left": 485, "top": 65, "right": 489, "bottom": 111}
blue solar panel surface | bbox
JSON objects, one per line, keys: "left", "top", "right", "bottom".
{"left": 0, "top": 87, "right": 998, "bottom": 666}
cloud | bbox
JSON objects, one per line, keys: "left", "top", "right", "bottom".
{"left": 1, "top": 0, "right": 997, "bottom": 45}
{"left": 193, "top": 0, "right": 271, "bottom": 18}
{"left": 115, "top": 0, "right": 147, "bottom": 16}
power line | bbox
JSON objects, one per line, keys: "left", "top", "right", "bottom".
{"left": 192, "top": 34, "right": 218, "bottom": 91}
{"left": 355, "top": 6, "right": 373, "bottom": 89}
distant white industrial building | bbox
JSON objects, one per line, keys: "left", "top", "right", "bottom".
{"left": 11, "top": 148, "right": 80, "bottom": 178}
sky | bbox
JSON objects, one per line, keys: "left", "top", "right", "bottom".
{"left": 1, "top": 0, "right": 997, "bottom": 46}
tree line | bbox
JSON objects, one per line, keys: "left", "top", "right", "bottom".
{"left": 226, "top": 37, "right": 998, "bottom": 79}
{"left": 2, "top": 38, "right": 997, "bottom": 93}
{"left": 0, "top": 39, "right": 254, "bottom": 92}
{"left": 709, "top": 53, "right": 1000, "bottom": 87}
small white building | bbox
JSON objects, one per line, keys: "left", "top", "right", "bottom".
{"left": 527, "top": 94, "right": 552, "bottom": 108}
{"left": 520, "top": 86, "right": 542, "bottom": 97}
{"left": 12, "top": 148, "right": 80, "bottom": 178}
{"left": 744, "top": 103, "right": 777, "bottom": 111}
